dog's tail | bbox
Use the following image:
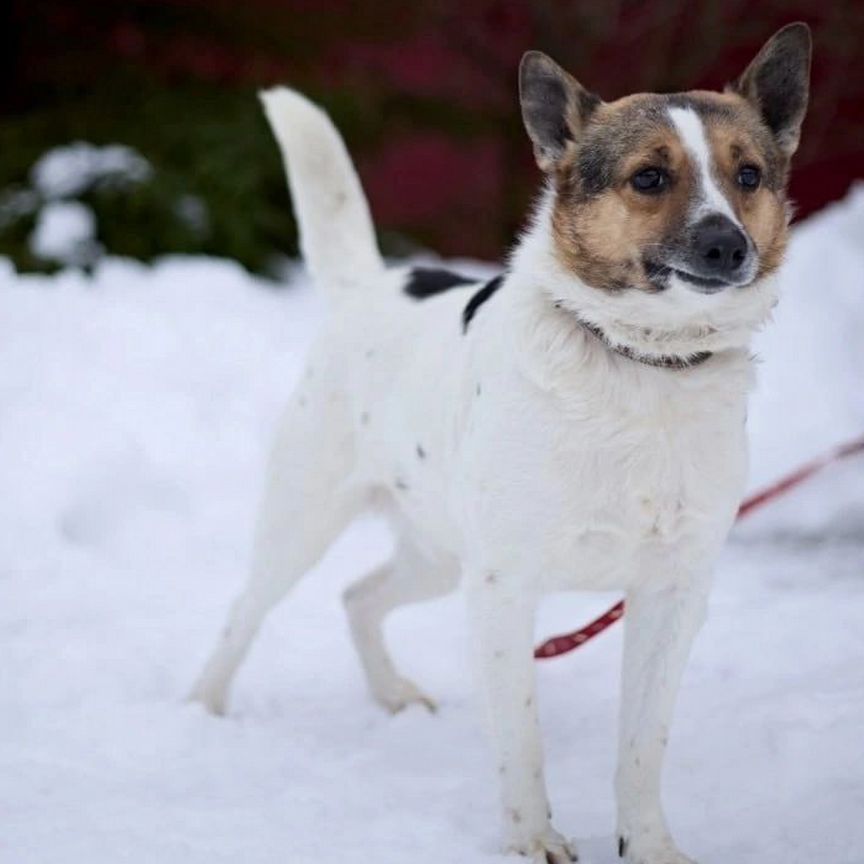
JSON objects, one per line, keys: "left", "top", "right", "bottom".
{"left": 260, "top": 87, "right": 384, "bottom": 292}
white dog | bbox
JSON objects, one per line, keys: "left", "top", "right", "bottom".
{"left": 191, "top": 23, "right": 811, "bottom": 864}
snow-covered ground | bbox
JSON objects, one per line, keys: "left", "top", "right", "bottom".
{"left": 2, "top": 188, "right": 863, "bottom": 864}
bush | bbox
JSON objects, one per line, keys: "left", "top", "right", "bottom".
{"left": 0, "top": 73, "right": 298, "bottom": 277}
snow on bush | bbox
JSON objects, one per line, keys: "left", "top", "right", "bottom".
{"left": 31, "top": 142, "right": 152, "bottom": 199}
{"left": 29, "top": 200, "right": 99, "bottom": 266}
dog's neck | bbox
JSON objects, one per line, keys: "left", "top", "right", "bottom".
{"left": 570, "top": 315, "right": 713, "bottom": 370}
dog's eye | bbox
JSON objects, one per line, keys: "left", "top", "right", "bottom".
{"left": 737, "top": 165, "right": 761, "bottom": 190}
{"left": 631, "top": 168, "right": 668, "bottom": 194}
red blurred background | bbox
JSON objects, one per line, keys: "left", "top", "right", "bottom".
{"left": 4, "top": 0, "right": 862, "bottom": 262}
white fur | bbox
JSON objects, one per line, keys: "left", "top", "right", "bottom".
{"left": 668, "top": 106, "right": 739, "bottom": 225}
{"left": 260, "top": 88, "right": 384, "bottom": 290}
{"left": 190, "top": 89, "right": 776, "bottom": 864}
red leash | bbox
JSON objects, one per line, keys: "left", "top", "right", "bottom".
{"left": 534, "top": 433, "right": 864, "bottom": 660}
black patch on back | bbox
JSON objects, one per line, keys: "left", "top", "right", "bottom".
{"left": 404, "top": 267, "right": 474, "bottom": 299}
{"left": 462, "top": 275, "right": 503, "bottom": 332}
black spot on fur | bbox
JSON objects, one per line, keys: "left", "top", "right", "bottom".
{"left": 578, "top": 89, "right": 603, "bottom": 122}
{"left": 462, "top": 275, "right": 503, "bottom": 332}
{"left": 642, "top": 259, "right": 672, "bottom": 289}
{"left": 416, "top": 444, "right": 426, "bottom": 460}
{"left": 618, "top": 836, "right": 627, "bottom": 858}
{"left": 404, "top": 267, "right": 474, "bottom": 299}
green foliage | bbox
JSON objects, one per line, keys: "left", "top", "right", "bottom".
{"left": 0, "top": 71, "right": 299, "bottom": 277}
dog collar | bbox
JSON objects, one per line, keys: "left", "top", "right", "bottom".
{"left": 575, "top": 318, "right": 713, "bottom": 370}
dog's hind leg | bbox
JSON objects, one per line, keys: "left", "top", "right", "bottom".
{"left": 343, "top": 541, "right": 458, "bottom": 713}
{"left": 189, "top": 380, "right": 360, "bottom": 715}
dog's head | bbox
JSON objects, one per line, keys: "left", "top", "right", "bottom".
{"left": 519, "top": 23, "right": 811, "bottom": 356}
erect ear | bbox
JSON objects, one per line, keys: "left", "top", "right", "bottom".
{"left": 519, "top": 51, "right": 601, "bottom": 173}
{"left": 732, "top": 22, "right": 812, "bottom": 157}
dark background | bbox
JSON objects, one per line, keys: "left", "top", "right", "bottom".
{"left": 2, "top": 1, "right": 862, "bottom": 274}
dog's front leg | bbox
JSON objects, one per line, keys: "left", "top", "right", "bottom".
{"left": 466, "top": 572, "right": 576, "bottom": 864}
{"left": 616, "top": 575, "right": 711, "bottom": 864}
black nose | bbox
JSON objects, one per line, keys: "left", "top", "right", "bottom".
{"left": 692, "top": 215, "right": 749, "bottom": 277}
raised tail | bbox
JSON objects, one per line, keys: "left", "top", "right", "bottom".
{"left": 260, "top": 87, "right": 384, "bottom": 291}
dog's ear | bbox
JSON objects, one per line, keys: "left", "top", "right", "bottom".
{"left": 732, "top": 23, "right": 812, "bottom": 157}
{"left": 519, "top": 51, "right": 601, "bottom": 173}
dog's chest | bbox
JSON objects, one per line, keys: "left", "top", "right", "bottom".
{"left": 549, "top": 384, "right": 747, "bottom": 584}
{"left": 456, "top": 358, "right": 750, "bottom": 590}
{"left": 586, "top": 427, "right": 713, "bottom": 542}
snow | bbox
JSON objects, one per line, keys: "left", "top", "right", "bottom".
{"left": 1, "top": 189, "right": 863, "bottom": 864}
{"left": 29, "top": 200, "right": 98, "bottom": 265}
{"left": 31, "top": 142, "right": 152, "bottom": 200}
{"left": 742, "top": 183, "right": 864, "bottom": 539}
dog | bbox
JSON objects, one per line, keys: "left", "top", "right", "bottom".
{"left": 190, "top": 23, "right": 811, "bottom": 864}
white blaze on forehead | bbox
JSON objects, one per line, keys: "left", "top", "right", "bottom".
{"left": 668, "top": 106, "right": 741, "bottom": 227}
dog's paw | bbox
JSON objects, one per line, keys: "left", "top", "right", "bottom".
{"left": 373, "top": 677, "right": 437, "bottom": 714}
{"left": 509, "top": 827, "right": 578, "bottom": 864}
{"left": 617, "top": 834, "right": 696, "bottom": 864}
